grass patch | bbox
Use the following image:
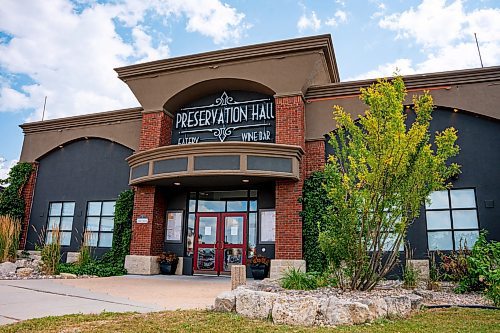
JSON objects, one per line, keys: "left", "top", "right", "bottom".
{"left": 0, "top": 308, "right": 499, "bottom": 333}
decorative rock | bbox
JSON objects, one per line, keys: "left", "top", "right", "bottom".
{"left": 0, "top": 262, "right": 17, "bottom": 275}
{"left": 272, "top": 295, "right": 321, "bottom": 326}
{"left": 322, "top": 299, "right": 371, "bottom": 326}
{"left": 407, "top": 294, "right": 423, "bottom": 310}
{"left": 15, "top": 259, "right": 28, "bottom": 268}
{"left": 214, "top": 291, "right": 237, "bottom": 312}
{"left": 16, "top": 267, "right": 34, "bottom": 277}
{"left": 358, "top": 297, "right": 388, "bottom": 320}
{"left": 236, "top": 289, "right": 277, "bottom": 320}
{"left": 60, "top": 273, "right": 77, "bottom": 279}
{"left": 385, "top": 295, "right": 412, "bottom": 317}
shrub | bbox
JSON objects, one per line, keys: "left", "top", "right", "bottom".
{"left": 456, "top": 233, "right": 499, "bottom": 306}
{"left": 41, "top": 228, "right": 61, "bottom": 275}
{"left": 439, "top": 245, "right": 470, "bottom": 282}
{"left": 300, "top": 172, "right": 329, "bottom": 273}
{"left": 280, "top": 267, "right": 318, "bottom": 290}
{"left": 0, "top": 162, "right": 33, "bottom": 220}
{"left": 0, "top": 215, "right": 21, "bottom": 262}
{"left": 403, "top": 244, "right": 419, "bottom": 289}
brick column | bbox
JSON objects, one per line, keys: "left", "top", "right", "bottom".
{"left": 20, "top": 162, "right": 38, "bottom": 249}
{"left": 129, "top": 110, "right": 172, "bottom": 257}
{"left": 304, "top": 140, "right": 325, "bottom": 178}
{"left": 130, "top": 186, "right": 165, "bottom": 256}
{"left": 274, "top": 94, "right": 305, "bottom": 260}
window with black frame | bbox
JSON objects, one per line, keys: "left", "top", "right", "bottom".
{"left": 46, "top": 202, "right": 75, "bottom": 246}
{"left": 85, "top": 201, "right": 116, "bottom": 248}
{"left": 426, "top": 189, "right": 480, "bottom": 251}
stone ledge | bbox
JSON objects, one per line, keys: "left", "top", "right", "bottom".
{"left": 269, "top": 259, "right": 306, "bottom": 279}
{"left": 125, "top": 255, "right": 159, "bottom": 275}
{"left": 215, "top": 285, "right": 423, "bottom": 327}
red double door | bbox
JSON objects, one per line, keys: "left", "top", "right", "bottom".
{"left": 193, "top": 212, "right": 247, "bottom": 275}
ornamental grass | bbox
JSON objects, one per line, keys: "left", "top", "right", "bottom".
{"left": 0, "top": 215, "right": 21, "bottom": 263}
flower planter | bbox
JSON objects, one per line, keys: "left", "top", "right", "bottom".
{"left": 159, "top": 261, "right": 178, "bottom": 275}
{"left": 250, "top": 264, "right": 269, "bottom": 280}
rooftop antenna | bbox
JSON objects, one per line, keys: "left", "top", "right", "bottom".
{"left": 474, "top": 33, "right": 484, "bottom": 68}
{"left": 42, "top": 96, "right": 47, "bottom": 121}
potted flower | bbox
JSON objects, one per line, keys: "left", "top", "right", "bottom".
{"left": 157, "top": 252, "right": 179, "bottom": 275}
{"left": 249, "top": 254, "right": 270, "bottom": 280}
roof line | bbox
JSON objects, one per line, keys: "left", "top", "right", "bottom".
{"left": 306, "top": 66, "right": 500, "bottom": 99}
{"left": 115, "top": 34, "right": 339, "bottom": 83}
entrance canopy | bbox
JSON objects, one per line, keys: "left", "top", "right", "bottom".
{"left": 127, "top": 142, "right": 303, "bottom": 187}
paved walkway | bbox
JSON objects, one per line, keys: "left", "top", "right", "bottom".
{"left": 0, "top": 275, "right": 231, "bottom": 325}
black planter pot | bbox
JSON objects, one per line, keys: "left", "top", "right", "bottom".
{"left": 250, "top": 264, "right": 269, "bottom": 280}
{"left": 159, "top": 261, "right": 178, "bottom": 275}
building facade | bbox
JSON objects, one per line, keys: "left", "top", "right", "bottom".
{"left": 18, "top": 35, "right": 500, "bottom": 276}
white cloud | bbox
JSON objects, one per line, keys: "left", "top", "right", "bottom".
{"left": 353, "top": 0, "right": 500, "bottom": 80}
{"left": 297, "top": 11, "right": 321, "bottom": 32}
{"left": 346, "top": 59, "right": 416, "bottom": 81}
{"left": 326, "top": 10, "right": 348, "bottom": 27}
{"left": 0, "top": 0, "right": 249, "bottom": 121}
{"left": 0, "top": 157, "right": 17, "bottom": 182}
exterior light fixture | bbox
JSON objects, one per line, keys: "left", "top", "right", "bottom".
{"left": 173, "top": 182, "right": 181, "bottom": 186}
{"left": 242, "top": 179, "right": 250, "bottom": 183}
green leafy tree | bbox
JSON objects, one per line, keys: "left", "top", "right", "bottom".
{"left": 320, "top": 77, "right": 460, "bottom": 290}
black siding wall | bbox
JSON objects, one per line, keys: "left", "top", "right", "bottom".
{"left": 26, "top": 138, "right": 133, "bottom": 258}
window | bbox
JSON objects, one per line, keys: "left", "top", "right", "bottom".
{"left": 426, "top": 189, "right": 479, "bottom": 251}
{"left": 46, "top": 202, "right": 75, "bottom": 246}
{"left": 85, "top": 201, "right": 116, "bottom": 247}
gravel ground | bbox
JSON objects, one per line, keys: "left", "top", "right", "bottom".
{"left": 250, "top": 279, "right": 494, "bottom": 307}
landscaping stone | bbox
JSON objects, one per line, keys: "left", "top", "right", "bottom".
{"left": 235, "top": 289, "right": 277, "bottom": 320}
{"left": 272, "top": 295, "right": 321, "bottom": 326}
{"left": 0, "top": 262, "right": 17, "bottom": 275}
{"left": 385, "top": 295, "right": 412, "bottom": 317}
{"left": 16, "top": 267, "right": 34, "bottom": 277}
{"left": 214, "top": 291, "right": 237, "bottom": 312}
{"left": 60, "top": 273, "right": 77, "bottom": 279}
{"left": 322, "top": 299, "right": 371, "bottom": 326}
{"left": 358, "top": 297, "right": 388, "bottom": 319}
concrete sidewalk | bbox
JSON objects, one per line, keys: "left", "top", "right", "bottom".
{"left": 0, "top": 275, "right": 231, "bottom": 325}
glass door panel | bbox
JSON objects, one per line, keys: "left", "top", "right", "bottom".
{"left": 198, "top": 216, "right": 217, "bottom": 244}
{"left": 194, "top": 214, "right": 218, "bottom": 273}
{"left": 221, "top": 213, "right": 247, "bottom": 273}
{"left": 224, "top": 216, "right": 243, "bottom": 244}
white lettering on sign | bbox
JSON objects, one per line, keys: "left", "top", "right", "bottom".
{"left": 173, "top": 92, "right": 275, "bottom": 144}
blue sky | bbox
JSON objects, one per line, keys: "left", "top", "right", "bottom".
{"left": 1, "top": 0, "right": 500, "bottom": 179}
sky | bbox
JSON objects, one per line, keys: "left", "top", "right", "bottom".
{"left": 1, "top": 0, "right": 500, "bottom": 180}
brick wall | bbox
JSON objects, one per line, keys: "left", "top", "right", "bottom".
{"left": 130, "top": 110, "right": 172, "bottom": 256}
{"left": 274, "top": 95, "right": 305, "bottom": 259}
{"left": 304, "top": 140, "right": 326, "bottom": 178}
{"left": 138, "top": 111, "right": 172, "bottom": 151}
{"left": 130, "top": 186, "right": 166, "bottom": 255}
{"left": 20, "top": 162, "right": 38, "bottom": 249}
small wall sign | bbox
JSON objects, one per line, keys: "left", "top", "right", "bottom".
{"left": 136, "top": 215, "right": 149, "bottom": 224}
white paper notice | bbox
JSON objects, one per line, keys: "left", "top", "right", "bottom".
{"left": 231, "top": 226, "right": 238, "bottom": 236}
{"left": 205, "top": 226, "right": 212, "bottom": 236}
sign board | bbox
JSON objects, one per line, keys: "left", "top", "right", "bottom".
{"left": 172, "top": 91, "right": 275, "bottom": 145}
{"left": 136, "top": 215, "right": 148, "bottom": 224}
{"left": 260, "top": 209, "right": 276, "bottom": 243}
{"left": 165, "top": 211, "right": 183, "bottom": 242}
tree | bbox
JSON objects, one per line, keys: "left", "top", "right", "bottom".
{"left": 319, "top": 77, "right": 460, "bottom": 290}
